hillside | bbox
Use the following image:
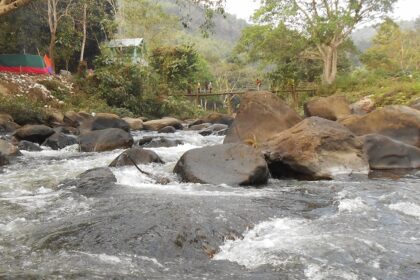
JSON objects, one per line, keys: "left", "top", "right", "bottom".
{"left": 351, "top": 19, "right": 417, "bottom": 51}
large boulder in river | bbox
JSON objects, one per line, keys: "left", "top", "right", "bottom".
{"left": 263, "top": 117, "right": 368, "bottom": 180}
{"left": 143, "top": 118, "right": 183, "bottom": 131}
{"left": 340, "top": 105, "right": 420, "bottom": 148}
{"left": 158, "top": 126, "right": 176, "bottom": 134}
{"left": 42, "top": 132, "right": 78, "bottom": 150}
{"left": 224, "top": 91, "right": 302, "bottom": 144}
{"left": 363, "top": 134, "right": 420, "bottom": 170}
{"left": 304, "top": 95, "right": 351, "bottom": 120}
{"left": 79, "top": 128, "right": 133, "bottom": 152}
{"left": 80, "top": 114, "right": 130, "bottom": 133}
{"left": 13, "top": 124, "right": 55, "bottom": 144}
{"left": 122, "top": 117, "right": 144, "bottom": 130}
{"left": 110, "top": 147, "right": 164, "bottom": 167}
{"left": 199, "top": 124, "right": 228, "bottom": 136}
{"left": 174, "top": 143, "right": 269, "bottom": 186}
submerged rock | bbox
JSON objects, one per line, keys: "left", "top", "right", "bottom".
{"left": 304, "top": 95, "right": 351, "bottom": 120}
{"left": 158, "top": 126, "right": 177, "bottom": 134}
{"left": 14, "top": 124, "right": 55, "bottom": 144}
{"left": 263, "top": 117, "right": 368, "bottom": 180}
{"left": 224, "top": 91, "right": 302, "bottom": 144}
{"left": 42, "top": 132, "right": 78, "bottom": 150}
{"left": 174, "top": 143, "right": 269, "bottom": 186}
{"left": 63, "top": 111, "right": 92, "bottom": 127}
{"left": 110, "top": 147, "right": 164, "bottom": 167}
{"left": 79, "top": 128, "right": 133, "bottom": 152}
{"left": 363, "top": 134, "right": 420, "bottom": 170}
{"left": 60, "top": 167, "right": 117, "bottom": 196}
{"left": 18, "top": 140, "right": 42, "bottom": 151}
{"left": 138, "top": 136, "right": 183, "bottom": 148}
{"left": 340, "top": 105, "right": 420, "bottom": 148}
{"left": 0, "top": 153, "right": 8, "bottom": 166}
{"left": 199, "top": 124, "right": 228, "bottom": 136}
{"left": 143, "top": 118, "right": 183, "bottom": 131}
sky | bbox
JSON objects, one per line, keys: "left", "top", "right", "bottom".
{"left": 225, "top": 0, "right": 420, "bottom": 22}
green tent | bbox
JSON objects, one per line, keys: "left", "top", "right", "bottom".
{"left": 0, "top": 54, "right": 49, "bottom": 74}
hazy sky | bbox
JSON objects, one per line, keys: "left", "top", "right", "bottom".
{"left": 225, "top": 0, "right": 420, "bottom": 22}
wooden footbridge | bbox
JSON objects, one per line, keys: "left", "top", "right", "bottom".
{"left": 171, "top": 87, "right": 317, "bottom": 113}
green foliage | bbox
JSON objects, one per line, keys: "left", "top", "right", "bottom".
{"left": 150, "top": 44, "right": 207, "bottom": 93}
{"left": 0, "top": 95, "right": 47, "bottom": 125}
{"left": 361, "top": 18, "right": 420, "bottom": 74}
{"left": 37, "top": 79, "right": 71, "bottom": 101}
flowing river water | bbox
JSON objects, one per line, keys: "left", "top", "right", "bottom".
{"left": 1, "top": 131, "right": 419, "bottom": 279}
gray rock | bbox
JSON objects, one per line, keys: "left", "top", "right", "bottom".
{"left": 79, "top": 128, "right": 133, "bottom": 152}
{"left": 138, "top": 137, "right": 183, "bottom": 148}
{"left": 199, "top": 124, "right": 228, "bottom": 136}
{"left": 18, "top": 140, "right": 42, "bottom": 151}
{"left": 0, "top": 139, "right": 22, "bottom": 157}
{"left": 42, "top": 132, "right": 78, "bottom": 150}
{"left": 363, "top": 134, "right": 420, "bottom": 170}
{"left": 80, "top": 115, "right": 130, "bottom": 133}
{"left": 60, "top": 167, "right": 117, "bottom": 196}
{"left": 174, "top": 144, "right": 269, "bottom": 186}
{"left": 158, "top": 126, "right": 177, "bottom": 134}
{"left": 110, "top": 147, "right": 164, "bottom": 167}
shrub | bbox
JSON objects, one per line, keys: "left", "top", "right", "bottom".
{"left": 0, "top": 95, "right": 47, "bottom": 125}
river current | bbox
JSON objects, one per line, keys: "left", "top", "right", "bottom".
{"left": 1, "top": 131, "right": 419, "bottom": 279}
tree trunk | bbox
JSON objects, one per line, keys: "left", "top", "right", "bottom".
{"left": 48, "top": 31, "right": 56, "bottom": 73}
{"left": 79, "top": 3, "right": 87, "bottom": 62}
{"left": 321, "top": 45, "right": 338, "bottom": 85}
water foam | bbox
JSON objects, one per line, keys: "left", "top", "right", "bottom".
{"left": 389, "top": 202, "right": 420, "bottom": 218}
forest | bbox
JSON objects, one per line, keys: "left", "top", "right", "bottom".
{"left": 0, "top": 0, "right": 419, "bottom": 120}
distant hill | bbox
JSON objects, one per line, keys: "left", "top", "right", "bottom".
{"left": 159, "top": 0, "right": 248, "bottom": 44}
{"left": 351, "top": 19, "right": 417, "bottom": 52}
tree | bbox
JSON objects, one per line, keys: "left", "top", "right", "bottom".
{"left": 0, "top": 0, "right": 32, "bottom": 16}
{"left": 255, "top": 0, "right": 397, "bottom": 84}
{"left": 362, "top": 18, "right": 420, "bottom": 73}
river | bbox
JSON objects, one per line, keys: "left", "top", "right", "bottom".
{"left": 1, "top": 131, "right": 419, "bottom": 279}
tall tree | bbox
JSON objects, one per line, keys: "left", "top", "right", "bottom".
{"left": 255, "top": 0, "right": 397, "bottom": 85}
{"left": 0, "top": 0, "right": 32, "bottom": 16}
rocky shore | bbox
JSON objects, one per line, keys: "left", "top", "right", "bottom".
{"left": 1, "top": 92, "right": 419, "bottom": 187}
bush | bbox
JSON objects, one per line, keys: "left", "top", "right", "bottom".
{"left": 0, "top": 95, "right": 47, "bottom": 125}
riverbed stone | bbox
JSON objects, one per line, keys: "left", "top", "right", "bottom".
{"left": 187, "top": 123, "right": 211, "bottom": 131}
{"left": 0, "top": 139, "right": 22, "bottom": 157}
{"left": 61, "top": 167, "right": 117, "bottom": 196}
{"left": 363, "top": 134, "right": 420, "bottom": 170}
{"left": 122, "top": 117, "right": 144, "bottom": 131}
{"left": 304, "top": 95, "right": 351, "bottom": 121}
{"left": 138, "top": 136, "right": 183, "bottom": 148}
{"left": 79, "top": 114, "right": 130, "bottom": 133}
{"left": 263, "top": 117, "right": 368, "bottom": 180}
{"left": 18, "top": 140, "right": 42, "bottom": 151}
{"left": 110, "top": 147, "right": 164, "bottom": 167}
{"left": 340, "top": 105, "right": 420, "bottom": 148}
{"left": 63, "top": 111, "right": 92, "bottom": 127}
{"left": 13, "top": 124, "right": 55, "bottom": 144}
{"left": 158, "top": 126, "right": 177, "bottom": 134}
{"left": 42, "top": 132, "right": 78, "bottom": 150}
{"left": 199, "top": 124, "right": 228, "bottom": 136}
{"left": 224, "top": 91, "right": 302, "bottom": 144}
{"left": 174, "top": 143, "right": 269, "bottom": 186}
{"left": 0, "top": 114, "right": 20, "bottom": 134}
{"left": 350, "top": 96, "right": 375, "bottom": 115}
{"left": 143, "top": 118, "right": 183, "bottom": 131}
{"left": 79, "top": 128, "right": 133, "bottom": 152}
{"left": 0, "top": 153, "right": 8, "bottom": 166}
{"left": 202, "top": 113, "right": 234, "bottom": 126}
